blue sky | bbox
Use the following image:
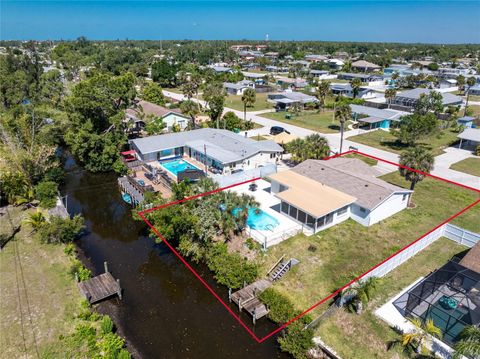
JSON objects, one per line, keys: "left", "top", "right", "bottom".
{"left": 2, "top": 1, "right": 480, "bottom": 43}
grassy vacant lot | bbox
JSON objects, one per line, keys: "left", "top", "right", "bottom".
{"left": 257, "top": 171, "right": 479, "bottom": 313}
{"left": 450, "top": 157, "right": 480, "bottom": 177}
{"left": 348, "top": 128, "right": 460, "bottom": 156}
{"left": 468, "top": 105, "right": 480, "bottom": 117}
{"left": 224, "top": 92, "right": 273, "bottom": 112}
{"left": 0, "top": 207, "right": 85, "bottom": 358}
{"left": 315, "top": 237, "right": 467, "bottom": 359}
{"left": 344, "top": 153, "right": 378, "bottom": 166}
{"left": 262, "top": 110, "right": 341, "bottom": 133}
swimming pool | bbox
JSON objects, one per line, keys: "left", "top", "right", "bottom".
{"left": 233, "top": 207, "right": 280, "bottom": 231}
{"left": 160, "top": 159, "right": 201, "bottom": 177}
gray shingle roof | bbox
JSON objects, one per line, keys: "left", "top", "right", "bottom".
{"left": 395, "top": 89, "right": 463, "bottom": 105}
{"left": 350, "top": 104, "right": 408, "bottom": 120}
{"left": 292, "top": 158, "right": 410, "bottom": 210}
{"left": 130, "top": 128, "right": 283, "bottom": 164}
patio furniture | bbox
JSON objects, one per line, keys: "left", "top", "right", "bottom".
{"left": 439, "top": 295, "right": 458, "bottom": 310}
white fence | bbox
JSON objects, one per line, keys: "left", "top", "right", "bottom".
{"left": 361, "top": 223, "right": 479, "bottom": 282}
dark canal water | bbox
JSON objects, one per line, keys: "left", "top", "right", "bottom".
{"left": 61, "top": 156, "right": 287, "bottom": 359}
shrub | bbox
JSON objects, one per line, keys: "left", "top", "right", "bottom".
{"left": 69, "top": 259, "right": 92, "bottom": 281}
{"left": 118, "top": 349, "right": 132, "bottom": 359}
{"left": 35, "top": 181, "right": 58, "bottom": 208}
{"left": 96, "top": 332, "right": 125, "bottom": 358}
{"left": 37, "top": 214, "right": 85, "bottom": 244}
{"left": 64, "top": 243, "right": 76, "bottom": 256}
{"left": 100, "top": 315, "right": 114, "bottom": 334}
{"left": 278, "top": 321, "right": 314, "bottom": 359}
{"left": 259, "top": 288, "right": 298, "bottom": 323}
{"left": 206, "top": 244, "right": 258, "bottom": 289}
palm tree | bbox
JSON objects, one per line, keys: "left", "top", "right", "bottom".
{"left": 23, "top": 211, "right": 46, "bottom": 231}
{"left": 334, "top": 104, "right": 352, "bottom": 154}
{"left": 315, "top": 80, "right": 331, "bottom": 111}
{"left": 464, "top": 76, "right": 476, "bottom": 116}
{"left": 453, "top": 325, "right": 480, "bottom": 359}
{"left": 385, "top": 88, "right": 397, "bottom": 109}
{"left": 350, "top": 78, "right": 362, "bottom": 99}
{"left": 180, "top": 99, "right": 200, "bottom": 130}
{"left": 399, "top": 147, "right": 434, "bottom": 194}
{"left": 305, "top": 133, "right": 330, "bottom": 160}
{"left": 241, "top": 88, "right": 256, "bottom": 123}
{"left": 456, "top": 75, "right": 466, "bottom": 95}
{"left": 388, "top": 318, "right": 442, "bottom": 356}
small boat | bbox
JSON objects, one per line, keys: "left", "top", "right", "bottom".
{"left": 122, "top": 192, "right": 132, "bottom": 204}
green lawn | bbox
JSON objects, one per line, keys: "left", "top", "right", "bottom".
{"left": 450, "top": 158, "right": 480, "bottom": 177}
{"left": 224, "top": 92, "right": 273, "bottom": 112}
{"left": 467, "top": 105, "right": 480, "bottom": 117}
{"left": 257, "top": 171, "right": 479, "bottom": 313}
{"left": 348, "top": 128, "right": 460, "bottom": 156}
{"left": 315, "top": 237, "right": 467, "bottom": 359}
{"left": 344, "top": 153, "right": 378, "bottom": 166}
{"left": 0, "top": 207, "right": 85, "bottom": 358}
{"left": 262, "top": 110, "right": 341, "bottom": 133}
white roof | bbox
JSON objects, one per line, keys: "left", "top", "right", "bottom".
{"left": 458, "top": 128, "right": 480, "bottom": 142}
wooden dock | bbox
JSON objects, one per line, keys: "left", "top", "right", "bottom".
{"left": 77, "top": 262, "right": 122, "bottom": 304}
{"left": 230, "top": 279, "right": 271, "bottom": 324}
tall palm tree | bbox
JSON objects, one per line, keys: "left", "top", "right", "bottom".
{"left": 23, "top": 211, "right": 46, "bottom": 231}
{"left": 180, "top": 99, "right": 200, "bottom": 130}
{"left": 453, "top": 325, "right": 480, "bottom": 359}
{"left": 350, "top": 78, "right": 362, "bottom": 99}
{"left": 315, "top": 80, "right": 331, "bottom": 111}
{"left": 334, "top": 104, "right": 352, "bottom": 154}
{"left": 464, "top": 76, "right": 476, "bottom": 116}
{"left": 305, "top": 133, "right": 330, "bottom": 160}
{"left": 241, "top": 88, "right": 256, "bottom": 123}
{"left": 385, "top": 88, "right": 397, "bottom": 109}
{"left": 456, "top": 75, "right": 465, "bottom": 95}
{"left": 399, "top": 147, "right": 434, "bottom": 193}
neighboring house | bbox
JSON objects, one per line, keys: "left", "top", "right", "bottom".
{"left": 223, "top": 81, "right": 254, "bottom": 95}
{"left": 305, "top": 54, "right": 329, "bottom": 62}
{"left": 384, "top": 65, "right": 411, "bottom": 77}
{"left": 337, "top": 72, "right": 384, "bottom": 86}
{"left": 129, "top": 128, "right": 283, "bottom": 174}
{"left": 456, "top": 116, "right": 475, "bottom": 129}
{"left": 268, "top": 158, "right": 412, "bottom": 232}
{"left": 276, "top": 77, "right": 309, "bottom": 90}
{"left": 267, "top": 91, "right": 319, "bottom": 111}
{"left": 393, "top": 88, "right": 463, "bottom": 109}
{"left": 330, "top": 83, "right": 377, "bottom": 100}
{"left": 310, "top": 70, "right": 337, "bottom": 80}
{"left": 457, "top": 128, "right": 480, "bottom": 149}
{"left": 242, "top": 71, "right": 267, "bottom": 85}
{"left": 351, "top": 60, "right": 381, "bottom": 72}
{"left": 350, "top": 104, "right": 408, "bottom": 129}
{"left": 125, "top": 100, "right": 190, "bottom": 132}
{"left": 468, "top": 85, "right": 480, "bottom": 96}
{"left": 208, "top": 65, "right": 233, "bottom": 74}
{"left": 439, "top": 78, "right": 457, "bottom": 89}
{"left": 327, "top": 58, "right": 345, "bottom": 70}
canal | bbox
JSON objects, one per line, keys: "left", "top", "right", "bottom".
{"left": 62, "top": 155, "right": 288, "bottom": 358}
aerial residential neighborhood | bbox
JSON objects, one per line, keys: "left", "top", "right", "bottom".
{"left": 1, "top": 2, "right": 480, "bottom": 359}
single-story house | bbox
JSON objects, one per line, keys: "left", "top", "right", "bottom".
{"left": 223, "top": 81, "right": 254, "bottom": 95}
{"left": 327, "top": 59, "right": 344, "bottom": 70}
{"left": 351, "top": 60, "right": 381, "bottom": 72}
{"left": 267, "top": 91, "right": 319, "bottom": 111}
{"left": 457, "top": 116, "right": 475, "bottom": 129}
{"left": 457, "top": 128, "right": 480, "bottom": 149}
{"left": 268, "top": 158, "right": 412, "bottom": 232}
{"left": 125, "top": 100, "right": 190, "bottom": 132}
{"left": 337, "top": 72, "right": 384, "bottom": 86}
{"left": 276, "top": 77, "right": 308, "bottom": 90}
{"left": 393, "top": 88, "right": 463, "bottom": 109}
{"left": 129, "top": 128, "right": 283, "bottom": 174}
{"left": 310, "top": 70, "right": 337, "bottom": 80}
{"left": 468, "top": 85, "right": 480, "bottom": 96}
{"left": 208, "top": 65, "right": 233, "bottom": 74}
{"left": 350, "top": 104, "right": 408, "bottom": 129}
{"left": 242, "top": 71, "right": 267, "bottom": 85}
{"left": 305, "top": 54, "right": 329, "bottom": 62}
{"left": 330, "top": 83, "right": 377, "bottom": 100}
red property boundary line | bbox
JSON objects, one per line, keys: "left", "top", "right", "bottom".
{"left": 138, "top": 150, "right": 480, "bottom": 344}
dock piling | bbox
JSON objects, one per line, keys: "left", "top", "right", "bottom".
{"left": 117, "top": 278, "right": 122, "bottom": 300}
{"left": 104, "top": 261, "right": 109, "bottom": 273}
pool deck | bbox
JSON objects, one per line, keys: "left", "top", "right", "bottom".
{"left": 230, "top": 179, "right": 302, "bottom": 247}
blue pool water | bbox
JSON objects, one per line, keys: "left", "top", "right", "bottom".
{"left": 160, "top": 159, "right": 201, "bottom": 177}
{"left": 233, "top": 207, "right": 280, "bottom": 231}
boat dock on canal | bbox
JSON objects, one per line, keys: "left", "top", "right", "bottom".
{"left": 77, "top": 262, "right": 122, "bottom": 304}
{"left": 229, "top": 279, "right": 271, "bottom": 324}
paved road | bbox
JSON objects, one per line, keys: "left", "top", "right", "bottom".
{"left": 163, "top": 90, "right": 480, "bottom": 190}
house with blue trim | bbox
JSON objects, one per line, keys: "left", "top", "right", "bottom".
{"left": 349, "top": 104, "right": 409, "bottom": 130}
